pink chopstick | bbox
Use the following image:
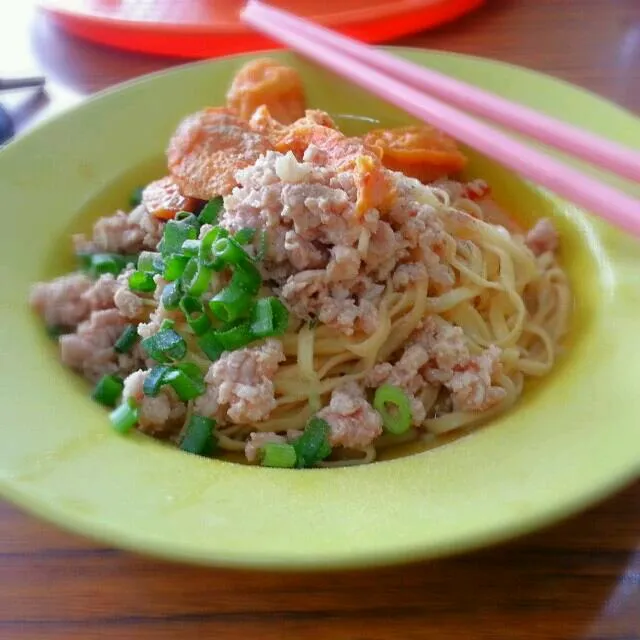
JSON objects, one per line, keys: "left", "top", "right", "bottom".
{"left": 245, "top": 1, "right": 640, "bottom": 184}
{"left": 242, "top": 1, "right": 640, "bottom": 238}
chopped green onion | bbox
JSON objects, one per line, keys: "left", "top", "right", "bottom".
{"left": 89, "top": 253, "right": 129, "bottom": 277}
{"left": 181, "top": 258, "right": 211, "bottom": 297}
{"left": 197, "top": 330, "right": 225, "bottom": 362}
{"left": 175, "top": 362, "right": 203, "bottom": 381}
{"left": 234, "top": 228, "right": 256, "bottom": 245}
{"left": 140, "top": 328, "right": 186, "bottom": 363}
{"left": 129, "top": 186, "right": 144, "bottom": 208}
{"left": 160, "top": 219, "right": 198, "bottom": 256}
{"left": 202, "top": 231, "right": 252, "bottom": 272}
{"left": 109, "top": 399, "right": 139, "bottom": 434}
{"left": 179, "top": 295, "right": 211, "bottom": 335}
{"left": 373, "top": 384, "right": 412, "bottom": 435}
{"left": 199, "top": 226, "right": 229, "bottom": 269}
{"left": 128, "top": 270, "right": 156, "bottom": 293}
{"left": 180, "top": 414, "right": 217, "bottom": 456}
{"left": 261, "top": 443, "right": 297, "bottom": 468}
{"left": 46, "top": 325, "right": 65, "bottom": 339}
{"left": 292, "top": 417, "right": 332, "bottom": 468}
{"left": 232, "top": 261, "right": 262, "bottom": 295}
{"left": 138, "top": 251, "right": 164, "bottom": 274}
{"left": 212, "top": 237, "right": 249, "bottom": 267}
{"left": 143, "top": 365, "right": 171, "bottom": 397}
{"left": 175, "top": 211, "right": 200, "bottom": 227}
{"left": 114, "top": 324, "right": 139, "bottom": 354}
{"left": 198, "top": 197, "right": 224, "bottom": 225}
{"left": 214, "top": 323, "right": 254, "bottom": 351}
{"left": 181, "top": 239, "right": 201, "bottom": 257}
{"left": 163, "top": 366, "right": 205, "bottom": 401}
{"left": 250, "top": 297, "right": 289, "bottom": 338}
{"left": 160, "top": 318, "right": 176, "bottom": 331}
{"left": 209, "top": 285, "right": 254, "bottom": 323}
{"left": 76, "top": 252, "right": 92, "bottom": 271}
{"left": 92, "top": 374, "right": 124, "bottom": 407}
{"left": 161, "top": 281, "right": 182, "bottom": 310}
{"left": 163, "top": 254, "right": 190, "bottom": 282}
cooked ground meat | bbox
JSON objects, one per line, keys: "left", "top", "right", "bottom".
{"left": 122, "top": 369, "right": 186, "bottom": 435}
{"left": 525, "top": 218, "right": 559, "bottom": 256}
{"left": 317, "top": 381, "right": 383, "bottom": 450}
{"left": 60, "top": 309, "right": 144, "bottom": 383}
{"left": 202, "top": 339, "right": 285, "bottom": 424}
{"left": 73, "top": 204, "right": 164, "bottom": 256}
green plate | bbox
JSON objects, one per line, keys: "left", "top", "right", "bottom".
{"left": 1, "top": 49, "right": 639, "bottom": 570}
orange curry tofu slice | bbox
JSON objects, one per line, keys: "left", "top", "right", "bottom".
{"left": 248, "top": 105, "right": 288, "bottom": 146}
{"left": 226, "top": 58, "right": 306, "bottom": 124}
{"left": 249, "top": 107, "right": 337, "bottom": 146}
{"left": 364, "top": 125, "right": 467, "bottom": 183}
{"left": 142, "top": 176, "right": 200, "bottom": 221}
{"left": 167, "top": 108, "right": 273, "bottom": 200}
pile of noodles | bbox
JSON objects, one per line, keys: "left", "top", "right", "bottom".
{"left": 167, "top": 177, "right": 571, "bottom": 464}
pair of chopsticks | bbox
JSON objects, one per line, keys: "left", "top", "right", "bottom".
{"left": 242, "top": 1, "right": 640, "bottom": 238}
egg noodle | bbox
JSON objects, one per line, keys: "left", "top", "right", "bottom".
{"left": 207, "top": 182, "right": 571, "bottom": 465}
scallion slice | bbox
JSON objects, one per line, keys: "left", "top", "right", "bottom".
{"left": 129, "top": 186, "right": 144, "bottom": 208}
{"left": 140, "top": 328, "right": 186, "bottom": 363}
{"left": 373, "top": 385, "right": 412, "bottom": 435}
{"left": 232, "top": 262, "right": 262, "bottom": 295}
{"left": 109, "top": 399, "right": 139, "bottom": 434}
{"left": 214, "top": 323, "right": 254, "bottom": 351}
{"left": 137, "top": 251, "right": 164, "bottom": 274}
{"left": 250, "top": 297, "right": 289, "bottom": 338}
{"left": 90, "top": 253, "right": 129, "bottom": 277}
{"left": 198, "top": 197, "right": 223, "bottom": 225}
{"left": 208, "top": 285, "right": 254, "bottom": 324}
{"left": 163, "top": 365, "right": 205, "bottom": 401}
{"left": 46, "top": 325, "right": 65, "bottom": 340}
{"left": 181, "top": 239, "right": 201, "bottom": 257}
{"left": 114, "top": 324, "right": 139, "bottom": 354}
{"left": 181, "top": 258, "right": 211, "bottom": 297}
{"left": 292, "top": 417, "right": 332, "bottom": 468}
{"left": 180, "top": 414, "right": 217, "bottom": 456}
{"left": 234, "top": 228, "right": 256, "bottom": 245}
{"left": 161, "top": 281, "right": 182, "bottom": 310}
{"left": 174, "top": 211, "right": 200, "bottom": 227}
{"left": 92, "top": 374, "right": 124, "bottom": 407}
{"left": 163, "top": 254, "right": 190, "bottom": 282}
{"left": 159, "top": 219, "right": 198, "bottom": 256}
{"left": 128, "top": 270, "right": 156, "bottom": 293}
{"left": 197, "top": 330, "right": 225, "bottom": 362}
{"left": 143, "top": 365, "right": 171, "bottom": 397}
{"left": 199, "top": 226, "right": 230, "bottom": 270}
{"left": 76, "top": 252, "right": 93, "bottom": 271}
{"left": 179, "top": 295, "right": 211, "bottom": 335}
{"left": 212, "top": 237, "right": 249, "bottom": 267}
{"left": 261, "top": 443, "right": 297, "bottom": 468}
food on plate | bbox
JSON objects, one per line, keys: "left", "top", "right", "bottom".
{"left": 31, "top": 59, "right": 571, "bottom": 469}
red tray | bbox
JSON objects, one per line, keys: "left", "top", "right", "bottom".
{"left": 38, "top": 0, "right": 485, "bottom": 59}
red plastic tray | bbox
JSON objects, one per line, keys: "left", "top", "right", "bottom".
{"left": 38, "top": 0, "right": 484, "bottom": 59}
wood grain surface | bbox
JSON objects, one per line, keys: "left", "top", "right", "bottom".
{"left": 1, "top": 1, "right": 640, "bottom": 639}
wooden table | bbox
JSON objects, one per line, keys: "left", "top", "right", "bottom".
{"left": 2, "top": 1, "right": 640, "bottom": 638}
